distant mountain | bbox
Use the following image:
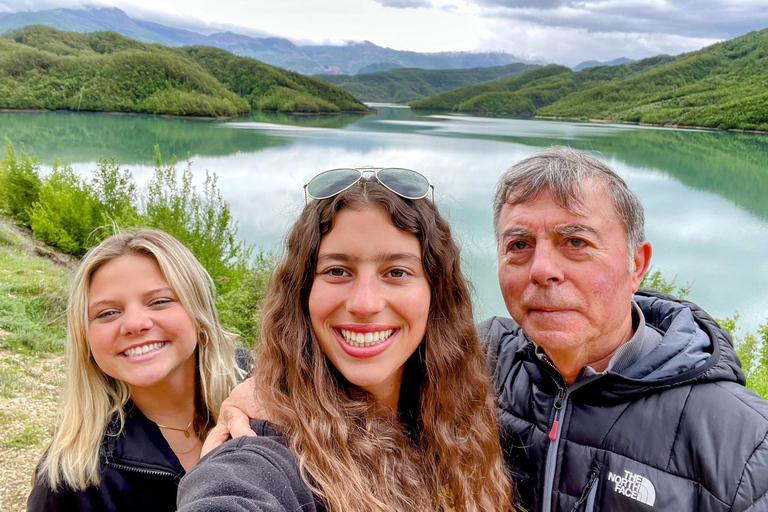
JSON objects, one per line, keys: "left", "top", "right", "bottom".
{"left": 572, "top": 57, "right": 632, "bottom": 72}
{"left": 318, "top": 63, "right": 542, "bottom": 103}
{"left": 0, "top": 26, "right": 368, "bottom": 117}
{"left": 0, "top": 7, "right": 540, "bottom": 75}
{"left": 411, "top": 28, "right": 768, "bottom": 131}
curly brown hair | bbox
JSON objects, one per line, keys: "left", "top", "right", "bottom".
{"left": 255, "top": 179, "right": 514, "bottom": 511}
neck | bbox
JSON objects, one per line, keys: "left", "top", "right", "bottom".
{"left": 545, "top": 314, "right": 636, "bottom": 387}
{"left": 130, "top": 364, "right": 197, "bottom": 427}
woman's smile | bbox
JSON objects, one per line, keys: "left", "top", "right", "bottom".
{"left": 308, "top": 206, "right": 431, "bottom": 407}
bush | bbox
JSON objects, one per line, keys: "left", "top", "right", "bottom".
{"left": 720, "top": 315, "right": 768, "bottom": 398}
{"left": 28, "top": 162, "right": 101, "bottom": 256}
{"left": 144, "top": 145, "right": 251, "bottom": 293}
{"left": 0, "top": 138, "right": 42, "bottom": 225}
{"left": 217, "top": 252, "right": 272, "bottom": 347}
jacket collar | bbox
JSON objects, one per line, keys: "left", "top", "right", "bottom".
{"left": 103, "top": 402, "right": 186, "bottom": 477}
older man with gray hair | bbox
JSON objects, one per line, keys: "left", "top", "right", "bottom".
{"left": 483, "top": 146, "right": 768, "bottom": 511}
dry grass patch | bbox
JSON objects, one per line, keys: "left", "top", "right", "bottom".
{"left": 0, "top": 350, "right": 64, "bottom": 511}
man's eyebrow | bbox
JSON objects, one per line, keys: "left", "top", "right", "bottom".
{"left": 317, "top": 252, "right": 421, "bottom": 264}
{"left": 554, "top": 225, "right": 601, "bottom": 238}
{"left": 500, "top": 228, "right": 533, "bottom": 239}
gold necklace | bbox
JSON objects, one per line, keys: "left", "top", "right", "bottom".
{"left": 155, "top": 419, "right": 193, "bottom": 438}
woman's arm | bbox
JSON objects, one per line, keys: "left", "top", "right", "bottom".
{"left": 178, "top": 433, "right": 321, "bottom": 512}
{"left": 201, "top": 377, "right": 265, "bottom": 457}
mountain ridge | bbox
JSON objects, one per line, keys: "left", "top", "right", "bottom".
{"left": 0, "top": 7, "right": 541, "bottom": 75}
{"left": 410, "top": 29, "right": 768, "bottom": 132}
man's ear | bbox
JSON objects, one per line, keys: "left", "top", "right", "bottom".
{"left": 631, "top": 241, "right": 652, "bottom": 292}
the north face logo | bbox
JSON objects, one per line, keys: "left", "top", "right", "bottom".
{"left": 607, "top": 470, "right": 656, "bottom": 506}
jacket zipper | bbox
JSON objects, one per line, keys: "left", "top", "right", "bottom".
{"left": 107, "top": 461, "right": 180, "bottom": 479}
{"left": 569, "top": 469, "right": 598, "bottom": 512}
{"left": 542, "top": 385, "right": 568, "bottom": 512}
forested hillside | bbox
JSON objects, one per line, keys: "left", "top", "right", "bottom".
{"left": 411, "top": 28, "right": 768, "bottom": 131}
{"left": 0, "top": 26, "right": 368, "bottom": 117}
{"left": 317, "top": 63, "right": 540, "bottom": 103}
{"left": 180, "top": 46, "right": 367, "bottom": 113}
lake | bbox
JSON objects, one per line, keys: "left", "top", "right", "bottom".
{"left": 1, "top": 105, "right": 767, "bottom": 333}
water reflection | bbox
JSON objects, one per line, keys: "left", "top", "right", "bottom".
{"left": 0, "top": 106, "right": 766, "bottom": 332}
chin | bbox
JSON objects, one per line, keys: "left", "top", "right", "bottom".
{"left": 526, "top": 329, "right": 585, "bottom": 351}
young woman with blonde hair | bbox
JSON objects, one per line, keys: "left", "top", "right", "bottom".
{"left": 28, "top": 229, "right": 245, "bottom": 511}
{"left": 178, "top": 169, "right": 515, "bottom": 512}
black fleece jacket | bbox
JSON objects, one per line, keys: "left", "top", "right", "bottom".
{"left": 177, "top": 420, "right": 325, "bottom": 512}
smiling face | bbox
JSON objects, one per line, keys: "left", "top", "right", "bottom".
{"left": 87, "top": 254, "right": 198, "bottom": 394}
{"left": 496, "top": 181, "right": 650, "bottom": 375}
{"left": 308, "top": 206, "right": 431, "bottom": 408}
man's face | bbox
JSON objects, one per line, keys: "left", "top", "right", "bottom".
{"left": 496, "top": 182, "right": 650, "bottom": 359}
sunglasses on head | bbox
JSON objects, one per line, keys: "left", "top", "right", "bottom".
{"left": 304, "top": 167, "right": 435, "bottom": 205}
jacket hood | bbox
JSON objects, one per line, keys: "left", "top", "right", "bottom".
{"left": 627, "top": 289, "right": 745, "bottom": 388}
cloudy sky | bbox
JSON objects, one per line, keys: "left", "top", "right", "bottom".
{"left": 2, "top": 0, "right": 768, "bottom": 65}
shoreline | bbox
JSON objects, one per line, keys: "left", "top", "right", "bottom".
{"left": 533, "top": 115, "right": 768, "bottom": 135}
{"left": 0, "top": 107, "right": 374, "bottom": 120}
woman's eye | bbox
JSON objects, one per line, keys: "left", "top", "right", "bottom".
{"left": 95, "top": 310, "right": 117, "bottom": 320}
{"left": 150, "top": 298, "right": 172, "bottom": 307}
{"left": 388, "top": 268, "right": 408, "bottom": 279}
{"left": 327, "top": 267, "right": 347, "bottom": 277}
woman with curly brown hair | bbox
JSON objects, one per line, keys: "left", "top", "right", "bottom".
{"left": 177, "top": 168, "right": 515, "bottom": 512}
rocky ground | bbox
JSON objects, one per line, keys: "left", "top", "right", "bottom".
{"left": 0, "top": 349, "right": 64, "bottom": 511}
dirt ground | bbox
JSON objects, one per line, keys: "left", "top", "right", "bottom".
{"left": 0, "top": 349, "right": 64, "bottom": 511}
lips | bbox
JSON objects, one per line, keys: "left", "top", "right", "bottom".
{"left": 334, "top": 325, "right": 398, "bottom": 358}
{"left": 339, "top": 328, "right": 394, "bottom": 347}
{"left": 122, "top": 341, "right": 167, "bottom": 358}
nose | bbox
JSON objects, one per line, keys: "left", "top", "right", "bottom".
{"left": 346, "top": 272, "right": 385, "bottom": 319}
{"left": 529, "top": 242, "right": 564, "bottom": 286}
{"left": 119, "top": 306, "right": 153, "bottom": 336}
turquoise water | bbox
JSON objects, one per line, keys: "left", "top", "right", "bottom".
{"left": 1, "top": 106, "right": 767, "bottom": 332}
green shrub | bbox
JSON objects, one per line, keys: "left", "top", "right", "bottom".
{"left": 90, "top": 157, "right": 142, "bottom": 229}
{"left": 28, "top": 162, "right": 101, "bottom": 256}
{"left": 0, "top": 138, "right": 42, "bottom": 225}
{"left": 640, "top": 268, "right": 692, "bottom": 298}
{"left": 217, "top": 252, "right": 272, "bottom": 347}
{"left": 720, "top": 315, "right": 768, "bottom": 398}
{"left": 144, "top": 146, "right": 251, "bottom": 293}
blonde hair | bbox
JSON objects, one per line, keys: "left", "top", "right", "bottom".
{"left": 38, "top": 228, "right": 241, "bottom": 490}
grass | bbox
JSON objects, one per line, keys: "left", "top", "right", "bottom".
{"left": 0, "top": 220, "right": 71, "bottom": 354}
{"left": 2, "top": 422, "right": 44, "bottom": 449}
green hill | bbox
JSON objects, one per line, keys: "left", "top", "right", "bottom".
{"left": 0, "top": 26, "right": 368, "bottom": 117}
{"left": 180, "top": 46, "right": 367, "bottom": 113}
{"left": 317, "top": 63, "right": 540, "bottom": 103}
{"left": 410, "top": 29, "right": 768, "bottom": 131}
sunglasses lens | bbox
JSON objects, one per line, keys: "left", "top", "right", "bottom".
{"left": 377, "top": 168, "right": 430, "bottom": 199}
{"left": 306, "top": 169, "right": 361, "bottom": 199}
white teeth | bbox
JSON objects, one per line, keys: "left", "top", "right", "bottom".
{"left": 340, "top": 329, "right": 394, "bottom": 348}
{"left": 123, "top": 342, "right": 165, "bottom": 358}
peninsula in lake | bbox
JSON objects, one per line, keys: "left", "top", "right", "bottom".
{"left": 410, "top": 28, "right": 768, "bottom": 132}
{"left": 0, "top": 26, "right": 369, "bottom": 118}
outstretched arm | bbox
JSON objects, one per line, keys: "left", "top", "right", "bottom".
{"left": 179, "top": 434, "right": 320, "bottom": 512}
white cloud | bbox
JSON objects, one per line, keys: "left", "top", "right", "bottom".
{"left": 371, "top": 0, "right": 433, "bottom": 7}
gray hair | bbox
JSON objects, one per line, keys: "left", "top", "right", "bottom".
{"left": 493, "top": 146, "right": 646, "bottom": 253}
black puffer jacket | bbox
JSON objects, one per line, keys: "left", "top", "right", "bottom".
{"left": 481, "top": 289, "right": 768, "bottom": 512}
